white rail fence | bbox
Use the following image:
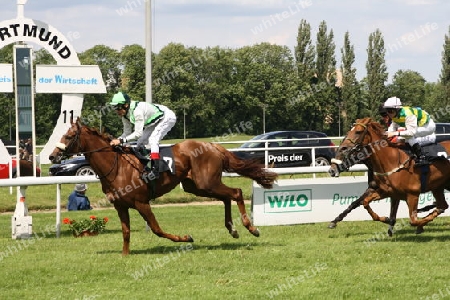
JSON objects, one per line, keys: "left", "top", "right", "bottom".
{"left": 0, "top": 164, "right": 368, "bottom": 238}
{"left": 1, "top": 137, "right": 368, "bottom": 237}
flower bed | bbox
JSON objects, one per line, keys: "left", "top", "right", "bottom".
{"left": 63, "top": 215, "right": 108, "bottom": 237}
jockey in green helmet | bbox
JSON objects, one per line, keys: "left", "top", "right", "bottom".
{"left": 109, "top": 92, "right": 177, "bottom": 180}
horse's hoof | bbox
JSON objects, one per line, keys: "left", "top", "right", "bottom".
{"left": 251, "top": 228, "right": 260, "bottom": 237}
{"left": 185, "top": 235, "right": 194, "bottom": 242}
{"left": 328, "top": 222, "right": 337, "bottom": 229}
{"left": 231, "top": 230, "right": 239, "bottom": 239}
{"left": 416, "top": 227, "right": 424, "bottom": 234}
{"left": 388, "top": 228, "right": 393, "bottom": 237}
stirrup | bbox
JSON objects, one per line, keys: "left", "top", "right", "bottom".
{"left": 142, "top": 163, "right": 159, "bottom": 180}
{"left": 142, "top": 170, "right": 159, "bottom": 181}
{"left": 414, "top": 156, "right": 428, "bottom": 167}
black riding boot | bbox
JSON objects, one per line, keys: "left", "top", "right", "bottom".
{"left": 144, "top": 159, "right": 159, "bottom": 180}
{"left": 412, "top": 143, "right": 427, "bottom": 166}
{"left": 151, "top": 159, "right": 160, "bottom": 179}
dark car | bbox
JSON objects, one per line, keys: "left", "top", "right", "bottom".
{"left": 435, "top": 123, "right": 450, "bottom": 143}
{"left": 233, "top": 131, "right": 336, "bottom": 168}
{"left": 49, "top": 156, "right": 96, "bottom": 176}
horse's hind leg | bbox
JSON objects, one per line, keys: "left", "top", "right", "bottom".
{"left": 183, "top": 178, "right": 239, "bottom": 237}
{"left": 114, "top": 203, "right": 131, "bottom": 256}
{"left": 134, "top": 201, "right": 194, "bottom": 243}
{"left": 408, "top": 191, "right": 446, "bottom": 234}
{"left": 182, "top": 178, "right": 259, "bottom": 238}
{"left": 233, "top": 187, "right": 260, "bottom": 237}
{"left": 223, "top": 199, "right": 239, "bottom": 238}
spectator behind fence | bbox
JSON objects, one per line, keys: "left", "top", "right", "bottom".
{"left": 67, "top": 183, "right": 92, "bottom": 211}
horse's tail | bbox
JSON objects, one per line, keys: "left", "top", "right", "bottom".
{"left": 212, "top": 144, "right": 278, "bottom": 189}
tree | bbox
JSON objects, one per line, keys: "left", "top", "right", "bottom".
{"left": 365, "top": 29, "right": 388, "bottom": 117}
{"left": 294, "top": 19, "right": 315, "bottom": 79}
{"left": 152, "top": 43, "right": 201, "bottom": 138}
{"left": 387, "top": 70, "right": 426, "bottom": 107}
{"left": 0, "top": 44, "right": 15, "bottom": 141}
{"left": 77, "top": 45, "right": 121, "bottom": 134}
{"left": 234, "top": 43, "right": 297, "bottom": 134}
{"left": 78, "top": 45, "right": 121, "bottom": 91}
{"left": 291, "top": 19, "right": 318, "bottom": 131}
{"left": 120, "top": 44, "right": 146, "bottom": 99}
{"left": 339, "top": 31, "right": 360, "bottom": 133}
{"left": 312, "top": 21, "right": 337, "bottom": 133}
{"left": 438, "top": 26, "right": 450, "bottom": 107}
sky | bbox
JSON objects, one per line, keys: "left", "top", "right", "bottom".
{"left": 2, "top": 0, "right": 450, "bottom": 83}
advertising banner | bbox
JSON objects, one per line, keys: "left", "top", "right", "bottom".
{"left": 252, "top": 177, "right": 450, "bottom": 226}
{"left": 35, "top": 65, "right": 106, "bottom": 94}
{"left": 0, "top": 64, "right": 13, "bottom": 92}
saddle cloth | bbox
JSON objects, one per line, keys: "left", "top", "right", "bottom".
{"left": 403, "top": 143, "right": 449, "bottom": 163}
{"left": 422, "top": 143, "right": 448, "bottom": 162}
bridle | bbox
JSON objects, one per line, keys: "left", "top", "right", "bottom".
{"left": 336, "top": 121, "right": 411, "bottom": 175}
{"left": 334, "top": 122, "right": 371, "bottom": 171}
{"left": 57, "top": 126, "right": 119, "bottom": 179}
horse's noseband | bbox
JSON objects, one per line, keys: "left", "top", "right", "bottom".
{"left": 336, "top": 122, "right": 370, "bottom": 169}
{"left": 55, "top": 142, "right": 66, "bottom": 151}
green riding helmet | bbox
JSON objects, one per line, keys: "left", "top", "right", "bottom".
{"left": 109, "top": 92, "right": 131, "bottom": 107}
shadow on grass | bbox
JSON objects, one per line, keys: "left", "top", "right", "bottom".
{"left": 96, "top": 240, "right": 283, "bottom": 255}
{"left": 356, "top": 224, "right": 450, "bottom": 244}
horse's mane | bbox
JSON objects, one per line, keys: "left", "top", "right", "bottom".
{"left": 356, "top": 117, "right": 385, "bottom": 139}
{"left": 83, "top": 125, "right": 113, "bottom": 141}
{"left": 82, "top": 125, "right": 137, "bottom": 155}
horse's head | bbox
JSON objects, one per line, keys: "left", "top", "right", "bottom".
{"left": 329, "top": 117, "right": 385, "bottom": 177}
{"left": 49, "top": 118, "right": 84, "bottom": 163}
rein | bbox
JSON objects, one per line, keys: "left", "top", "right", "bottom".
{"left": 60, "top": 125, "right": 146, "bottom": 181}
{"left": 339, "top": 121, "right": 411, "bottom": 176}
{"left": 60, "top": 128, "right": 122, "bottom": 180}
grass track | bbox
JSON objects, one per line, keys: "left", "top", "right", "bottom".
{"left": 1, "top": 204, "right": 450, "bottom": 299}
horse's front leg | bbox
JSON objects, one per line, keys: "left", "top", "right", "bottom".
{"left": 362, "top": 191, "right": 389, "bottom": 223}
{"left": 328, "top": 188, "right": 375, "bottom": 229}
{"left": 114, "top": 203, "right": 131, "bottom": 256}
{"left": 387, "top": 197, "right": 400, "bottom": 237}
{"left": 134, "top": 201, "right": 194, "bottom": 242}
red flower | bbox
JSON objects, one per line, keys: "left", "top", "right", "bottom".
{"left": 103, "top": 217, "right": 109, "bottom": 223}
{"left": 90, "top": 216, "right": 97, "bottom": 220}
{"left": 63, "top": 218, "right": 72, "bottom": 224}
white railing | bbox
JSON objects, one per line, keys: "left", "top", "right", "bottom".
{"left": 0, "top": 164, "right": 368, "bottom": 238}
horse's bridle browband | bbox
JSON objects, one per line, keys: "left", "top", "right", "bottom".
{"left": 344, "top": 122, "right": 368, "bottom": 145}
{"left": 337, "top": 122, "right": 370, "bottom": 166}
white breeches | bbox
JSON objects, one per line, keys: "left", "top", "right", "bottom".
{"left": 137, "top": 109, "right": 177, "bottom": 153}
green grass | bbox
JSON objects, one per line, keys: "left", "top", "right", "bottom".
{"left": 0, "top": 205, "right": 450, "bottom": 299}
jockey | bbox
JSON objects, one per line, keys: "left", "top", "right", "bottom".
{"left": 109, "top": 92, "right": 177, "bottom": 179}
{"left": 378, "top": 104, "right": 391, "bottom": 129}
{"left": 383, "top": 96, "right": 436, "bottom": 166}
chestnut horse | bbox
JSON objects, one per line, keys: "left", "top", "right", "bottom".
{"left": 49, "top": 118, "right": 278, "bottom": 255}
{"left": 328, "top": 117, "right": 450, "bottom": 235}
